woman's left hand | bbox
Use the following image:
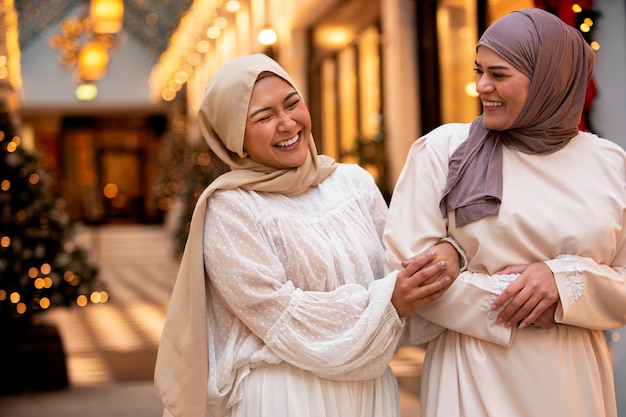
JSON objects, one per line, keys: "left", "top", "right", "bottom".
{"left": 401, "top": 241, "right": 461, "bottom": 285}
{"left": 490, "top": 262, "right": 560, "bottom": 329}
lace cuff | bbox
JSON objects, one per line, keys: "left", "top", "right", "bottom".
{"left": 549, "top": 254, "right": 584, "bottom": 301}
{"left": 544, "top": 254, "right": 583, "bottom": 324}
{"left": 486, "top": 273, "right": 520, "bottom": 320}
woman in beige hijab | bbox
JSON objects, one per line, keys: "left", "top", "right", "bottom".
{"left": 154, "top": 53, "right": 460, "bottom": 417}
{"left": 384, "top": 8, "right": 625, "bottom": 417}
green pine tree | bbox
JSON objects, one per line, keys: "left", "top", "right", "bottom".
{"left": 0, "top": 101, "right": 104, "bottom": 329}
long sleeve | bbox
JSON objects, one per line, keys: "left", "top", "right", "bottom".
{"left": 384, "top": 124, "right": 511, "bottom": 345}
{"left": 384, "top": 125, "right": 626, "bottom": 348}
{"left": 403, "top": 270, "right": 515, "bottom": 346}
{"left": 204, "top": 165, "right": 404, "bottom": 384}
{"left": 546, "top": 253, "right": 626, "bottom": 330}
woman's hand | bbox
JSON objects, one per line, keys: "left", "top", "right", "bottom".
{"left": 491, "top": 263, "right": 559, "bottom": 329}
{"left": 391, "top": 242, "right": 461, "bottom": 318}
{"left": 407, "top": 241, "right": 461, "bottom": 284}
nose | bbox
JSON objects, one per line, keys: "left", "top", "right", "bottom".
{"left": 475, "top": 75, "right": 494, "bottom": 94}
{"left": 277, "top": 112, "right": 297, "bottom": 132}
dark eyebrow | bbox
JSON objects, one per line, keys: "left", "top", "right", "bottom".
{"left": 474, "top": 60, "right": 510, "bottom": 71}
{"left": 248, "top": 90, "right": 300, "bottom": 119}
{"left": 249, "top": 106, "right": 271, "bottom": 119}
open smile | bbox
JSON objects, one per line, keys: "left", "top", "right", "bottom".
{"left": 275, "top": 133, "right": 300, "bottom": 148}
{"left": 482, "top": 100, "right": 503, "bottom": 109}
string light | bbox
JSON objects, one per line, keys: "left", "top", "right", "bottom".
{"left": 258, "top": 27, "right": 278, "bottom": 46}
{"left": 150, "top": 0, "right": 240, "bottom": 102}
{"left": 1, "top": 103, "right": 109, "bottom": 323}
{"left": 225, "top": 0, "right": 240, "bottom": 13}
{"left": 0, "top": 0, "right": 22, "bottom": 89}
{"left": 571, "top": 3, "right": 600, "bottom": 49}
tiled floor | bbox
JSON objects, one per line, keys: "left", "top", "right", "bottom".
{"left": 0, "top": 224, "right": 426, "bottom": 417}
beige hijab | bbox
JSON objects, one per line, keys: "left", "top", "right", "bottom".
{"left": 154, "top": 54, "right": 336, "bottom": 417}
{"left": 439, "top": 8, "right": 594, "bottom": 227}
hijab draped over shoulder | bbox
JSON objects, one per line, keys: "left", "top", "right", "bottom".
{"left": 154, "top": 54, "right": 336, "bottom": 417}
{"left": 439, "top": 8, "right": 595, "bottom": 227}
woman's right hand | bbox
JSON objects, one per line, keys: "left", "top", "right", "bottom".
{"left": 391, "top": 251, "right": 452, "bottom": 317}
{"left": 491, "top": 263, "right": 559, "bottom": 329}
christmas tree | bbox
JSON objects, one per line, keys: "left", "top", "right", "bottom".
{"left": 0, "top": 100, "right": 105, "bottom": 330}
{"left": 150, "top": 99, "right": 229, "bottom": 258}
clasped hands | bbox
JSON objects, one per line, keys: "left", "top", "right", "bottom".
{"left": 490, "top": 262, "right": 559, "bottom": 329}
{"left": 391, "top": 243, "right": 560, "bottom": 328}
{"left": 391, "top": 241, "right": 460, "bottom": 318}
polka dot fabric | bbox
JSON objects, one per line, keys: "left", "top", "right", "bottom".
{"left": 202, "top": 164, "right": 404, "bottom": 416}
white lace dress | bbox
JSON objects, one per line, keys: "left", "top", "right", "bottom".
{"left": 384, "top": 123, "right": 626, "bottom": 417}
{"left": 202, "top": 164, "right": 403, "bottom": 417}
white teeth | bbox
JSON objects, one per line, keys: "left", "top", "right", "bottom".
{"left": 275, "top": 135, "right": 299, "bottom": 147}
{"left": 483, "top": 101, "right": 503, "bottom": 107}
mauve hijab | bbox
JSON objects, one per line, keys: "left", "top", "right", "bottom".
{"left": 439, "top": 8, "right": 595, "bottom": 227}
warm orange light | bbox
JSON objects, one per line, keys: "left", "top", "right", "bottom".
{"left": 40, "top": 298, "right": 51, "bottom": 309}
{"left": 90, "top": 0, "right": 124, "bottom": 34}
{"left": 77, "top": 295, "right": 88, "bottom": 307}
{"left": 258, "top": 27, "right": 277, "bottom": 46}
{"left": 77, "top": 41, "right": 109, "bottom": 81}
{"left": 103, "top": 183, "right": 118, "bottom": 198}
{"left": 225, "top": 0, "right": 240, "bottom": 12}
{"left": 76, "top": 83, "right": 99, "bottom": 101}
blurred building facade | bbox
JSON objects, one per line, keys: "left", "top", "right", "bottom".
{"left": 2, "top": 0, "right": 625, "bottom": 220}
{"left": 147, "top": 0, "right": 626, "bottom": 197}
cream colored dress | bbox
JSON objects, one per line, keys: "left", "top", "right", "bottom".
{"left": 384, "top": 123, "right": 626, "bottom": 417}
{"left": 202, "top": 163, "right": 403, "bottom": 417}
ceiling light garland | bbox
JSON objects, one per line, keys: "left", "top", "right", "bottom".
{"left": 149, "top": 0, "right": 241, "bottom": 103}
{"left": 0, "top": 0, "right": 22, "bottom": 91}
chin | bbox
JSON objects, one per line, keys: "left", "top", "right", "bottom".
{"left": 482, "top": 119, "right": 504, "bottom": 131}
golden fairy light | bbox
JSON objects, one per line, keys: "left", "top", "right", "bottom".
{"left": 40, "top": 298, "right": 51, "bottom": 309}
{"left": 258, "top": 27, "right": 278, "bottom": 46}
{"left": 150, "top": 0, "right": 240, "bottom": 102}
{"left": 0, "top": 0, "right": 22, "bottom": 89}
{"left": 76, "top": 295, "right": 88, "bottom": 307}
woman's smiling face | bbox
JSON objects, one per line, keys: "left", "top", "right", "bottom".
{"left": 474, "top": 46, "right": 531, "bottom": 131}
{"left": 243, "top": 74, "right": 311, "bottom": 169}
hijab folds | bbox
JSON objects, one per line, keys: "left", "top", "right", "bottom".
{"left": 200, "top": 53, "right": 337, "bottom": 195}
{"left": 154, "top": 54, "right": 336, "bottom": 417}
{"left": 439, "top": 8, "right": 595, "bottom": 227}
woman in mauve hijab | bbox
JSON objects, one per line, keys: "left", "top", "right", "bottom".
{"left": 154, "top": 53, "right": 462, "bottom": 417}
{"left": 384, "top": 8, "right": 626, "bottom": 417}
